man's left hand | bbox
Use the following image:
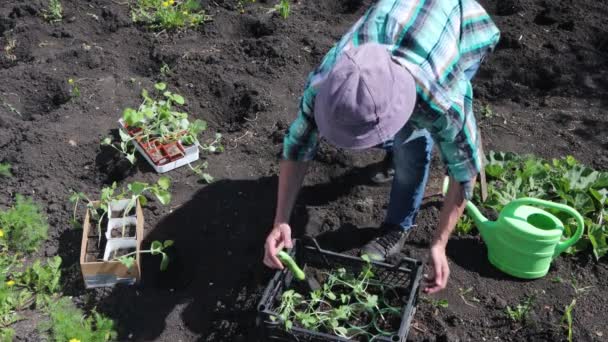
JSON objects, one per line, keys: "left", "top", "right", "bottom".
{"left": 424, "top": 244, "right": 450, "bottom": 294}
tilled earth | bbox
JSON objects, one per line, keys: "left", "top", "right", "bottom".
{"left": 0, "top": 0, "right": 606, "bottom": 341}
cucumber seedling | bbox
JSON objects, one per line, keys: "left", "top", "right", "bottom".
{"left": 113, "top": 240, "right": 174, "bottom": 271}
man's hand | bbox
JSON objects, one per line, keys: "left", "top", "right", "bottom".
{"left": 263, "top": 223, "right": 293, "bottom": 269}
{"left": 424, "top": 244, "right": 450, "bottom": 294}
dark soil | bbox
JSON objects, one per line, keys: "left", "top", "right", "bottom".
{"left": 0, "top": 0, "right": 606, "bottom": 341}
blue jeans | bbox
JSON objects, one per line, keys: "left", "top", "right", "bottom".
{"left": 383, "top": 62, "right": 480, "bottom": 230}
{"left": 384, "top": 123, "right": 433, "bottom": 229}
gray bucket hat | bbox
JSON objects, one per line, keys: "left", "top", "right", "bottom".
{"left": 314, "top": 43, "right": 417, "bottom": 149}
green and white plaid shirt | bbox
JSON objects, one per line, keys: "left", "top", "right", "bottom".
{"left": 283, "top": 0, "right": 500, "bottom": 198}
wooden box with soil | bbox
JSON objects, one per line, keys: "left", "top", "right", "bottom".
{"left": 119, "top": 119, "right": 199, "bottom": 173}
{"left": 257, "top": 240, "right": 423, "bottom": 342}
{"left": 79, "top": 200, "right": 144, "bottom": 288}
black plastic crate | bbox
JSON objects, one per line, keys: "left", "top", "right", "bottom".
{"left": 257, "top": 239, "right": 423, "bottom": 342}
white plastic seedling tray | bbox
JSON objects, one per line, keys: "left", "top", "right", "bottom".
{"left": 106, "top": 199, "right": 137, "bottom": 240}
{"left": 118, "top": 119, "right": 199, "bottom": 173}
{"left": 103, "top": 238, "right": 137, "bottom": 261}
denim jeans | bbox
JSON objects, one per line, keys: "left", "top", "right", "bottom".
{"left": 384, "top": 62, "right": 480, "bottom": 230}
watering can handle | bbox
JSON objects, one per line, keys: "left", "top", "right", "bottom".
{"left": 510, "top": 198, "right": 585, "bottom": 256}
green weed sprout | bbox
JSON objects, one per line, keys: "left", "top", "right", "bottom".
{"left": 113, "top": 240, "right": 174, "bottom": 271}
{"left": 68, "top": 78, "right": 80, "bottom": 99}
{"left": 0, "top": 163, "right": 11, "bottom": 178}
{"left": 38, "top": 297, "right": 117, "bottom": 342}
{"left": 561, "top": 299, "right": 576, "bottom": 342}
{"left": 505, "top": 296, "right": 535, "bottom": 323}
{"left": 43, "top": 0, "right": 63, "bottom": 23}
{"left": 131, "top": 0, "right": 212, "bottom": 30}
{"left": 0, "top": 195, "right": 48, "bottom": 254}
{"left": 274, "top": 0, "right": 290, "bottom": 19}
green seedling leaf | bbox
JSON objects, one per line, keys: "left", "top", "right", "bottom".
{"left": 154, "top": 189, "right": 171, "bottom": 205}
{"left": 129, "top": 182, "right": 147, "bottom": 195}
{"left": 155, "top": 82, "right": 167, "bottom": 91}
{"left": 138, "top": 195, "right": 148, "bottom": 207}
{"left": 150, "top": 241, "right": 163, "bottom": 254}
{"left": 171, "top": 94, "right": 185, "bottom": 105}
{"left": 157, "top": 176, "right": 171, "bottom": 190}
{"left": 163, "top": 240, "right": 174, "bottom": 248}
{"left": 118, "top": 256, "right": 136, "bottom": 269}
{"left": 101, "top": 137, "right": 112, "bottom": 145}
{"left": 201, "top": 173, "right": 214, "bottom": 184}
{"left": 123, "top": 108, "right": 143, "bottom": 126}
{"left": 159, "top": 253, "right": 170, "bottom": 271}
{"left": 126, "top": 153, "right": 136, "bottom": 164}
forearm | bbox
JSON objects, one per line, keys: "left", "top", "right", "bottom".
{"left": 273, "top": 160, "right": 308, "bottom": 225}
{"left": 433, "top": 176, "right": 475, "bottom": 248}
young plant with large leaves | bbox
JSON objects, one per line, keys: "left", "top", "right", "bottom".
{"left": 459, "top": 151, "right": 608, "bottom": 259}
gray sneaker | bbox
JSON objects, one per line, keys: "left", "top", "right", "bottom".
{"left": 360, "top": 225, "right": 409, "bottom": 262}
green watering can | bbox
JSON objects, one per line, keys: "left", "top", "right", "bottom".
{"left": 444, "top": 178, "right": 585, "bottom": 279}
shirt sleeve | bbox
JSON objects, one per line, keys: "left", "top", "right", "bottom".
{"left": 460, "top": 0, "right": 501, "bottom": 73}
{"left": 410, "top": 82, "right": 481, "bottom": 200}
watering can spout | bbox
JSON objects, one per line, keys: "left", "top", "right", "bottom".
{"left": 466, "top": 201, "right": 490, "bottom": 233}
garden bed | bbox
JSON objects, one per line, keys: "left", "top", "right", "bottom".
{"left": 0, "top": 0, "right": 606, "bottom": 340}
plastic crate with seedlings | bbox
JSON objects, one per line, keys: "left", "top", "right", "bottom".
{"left": 258, "top": 240, "right": 423, "bottom": 342}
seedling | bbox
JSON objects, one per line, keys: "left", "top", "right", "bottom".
{"left": 480, "top": 104, "right": 494, "bottom": 118}
{"left": 505, "top": 296, "right": 535, "bottom": 323}
{"left": 160, "top": 62, "right": 171, "bottom": 76}
{"left": 424, "top": 297, "right": 449, "bottom": 310}
{"left": 460, "top": 151, "right": 608, "bottom": 259}
{"left": 68, "top": 78, "right": 80, "bottom": 99}
{"left": 16, "top": 256, "right": 61, "bottom": 308}
{"left": 237, "top": 0, "right": 256, "bottom": 14}
{"left": 131, "top": 0, "right": 212, "bottom": 30}
{"left": 43, "top": 0, "right": 63, "bottom": 23}
{"left": 0, "top": 163, "right": 11, "bottom": 177}
{"left": 104, "top": 83, "right": 223, "bottom": 177}
{"left": 275, "top": 256, "right": 405, "bottom": 340}
{"left": 70, "top": 177, "right": 171, "bottom": 243}
{"left": 561, "top": 299, "right": 576, "bottom": 342}
{"left": 113, "top": 240, "right": 173, "bottom": 271}
{"left": 458, "top": 287, "right": 480, "bottom": 307}
{"left": 274, "top": 0, "right": 290, "bottom": 19}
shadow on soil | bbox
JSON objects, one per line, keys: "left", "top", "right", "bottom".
{"left": 96, "top": 163, "right": 383, "bottom": 340}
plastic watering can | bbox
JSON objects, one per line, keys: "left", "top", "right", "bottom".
{"left": 444, "top": 178, "right": 585, "bottom": 279}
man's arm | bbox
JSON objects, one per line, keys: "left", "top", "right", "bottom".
{"left": 425, "top": 175, "right": 474, "bottom": 294}
{"left": 263, "top": 160, "right": 309, "bottom": 269}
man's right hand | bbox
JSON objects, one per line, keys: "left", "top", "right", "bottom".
{"left": 263, "top": 223, "right": 293, "bottom": 269}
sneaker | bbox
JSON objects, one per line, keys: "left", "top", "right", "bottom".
{"left": 370, "top": 152, "right": 394, "bottom": 184}
{"left": 360, "top": 225, "right": 409, "bottom": 262}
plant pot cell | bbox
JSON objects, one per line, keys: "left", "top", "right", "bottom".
{"left": 111, "top": 207, "right": 136, "bottom": 219}
{"left": 85, "top": 253, "right": 99, "bottom": 263}
{"left": 112, "top": 247, "right": 136, "bottom": 259}
{"left": 111, "top": 224, "right": 136, "bottom": 238}
{"left": 162, "top": 142, "right": 185, "bottom": 160}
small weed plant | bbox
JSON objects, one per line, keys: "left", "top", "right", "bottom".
{"left": 43, "top": 0, "right": 63, "bottom": 22}
{"left": 561, "top": 299, "right": 576, "bottom": 342}
{"left": 131, "top": 0, "right": 211, "bottom": 30}
{"left": 275, "top": 256, "right": 405, "bottom": 340}
{"left": 68, "top": 78, "right": 80, "bottom": 99}
{"left": 70, "top": 177, "right": 172, "bottom": 242}
{"left": 103, "top": 82, "right": 222, "bottom": 182}
{"left": 461, "top": 152, "right": 608, "bottom": 259}
{"left": 505, "top": 296, "right": 535, "bottom": 324}
{"left": 0, "top": 163, "right": 11, "bottom": 178}
{"left": 38, "top": 297, "right": 117, "bottom": 342}
{"left": 237, "top": 0, "right": 256, "bottom": 14}
{"left": 0, "top": 195, "right": 48, "bottom": 254}
{"left": 16, "top": 256, "right": 62, "bottom": 308}
{"left": 274, "top": 0, "right": 290, "bottom": 19}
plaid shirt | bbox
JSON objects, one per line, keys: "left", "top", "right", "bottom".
{"left": 282, "top": 0, "right": 500, "bottom": 198}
